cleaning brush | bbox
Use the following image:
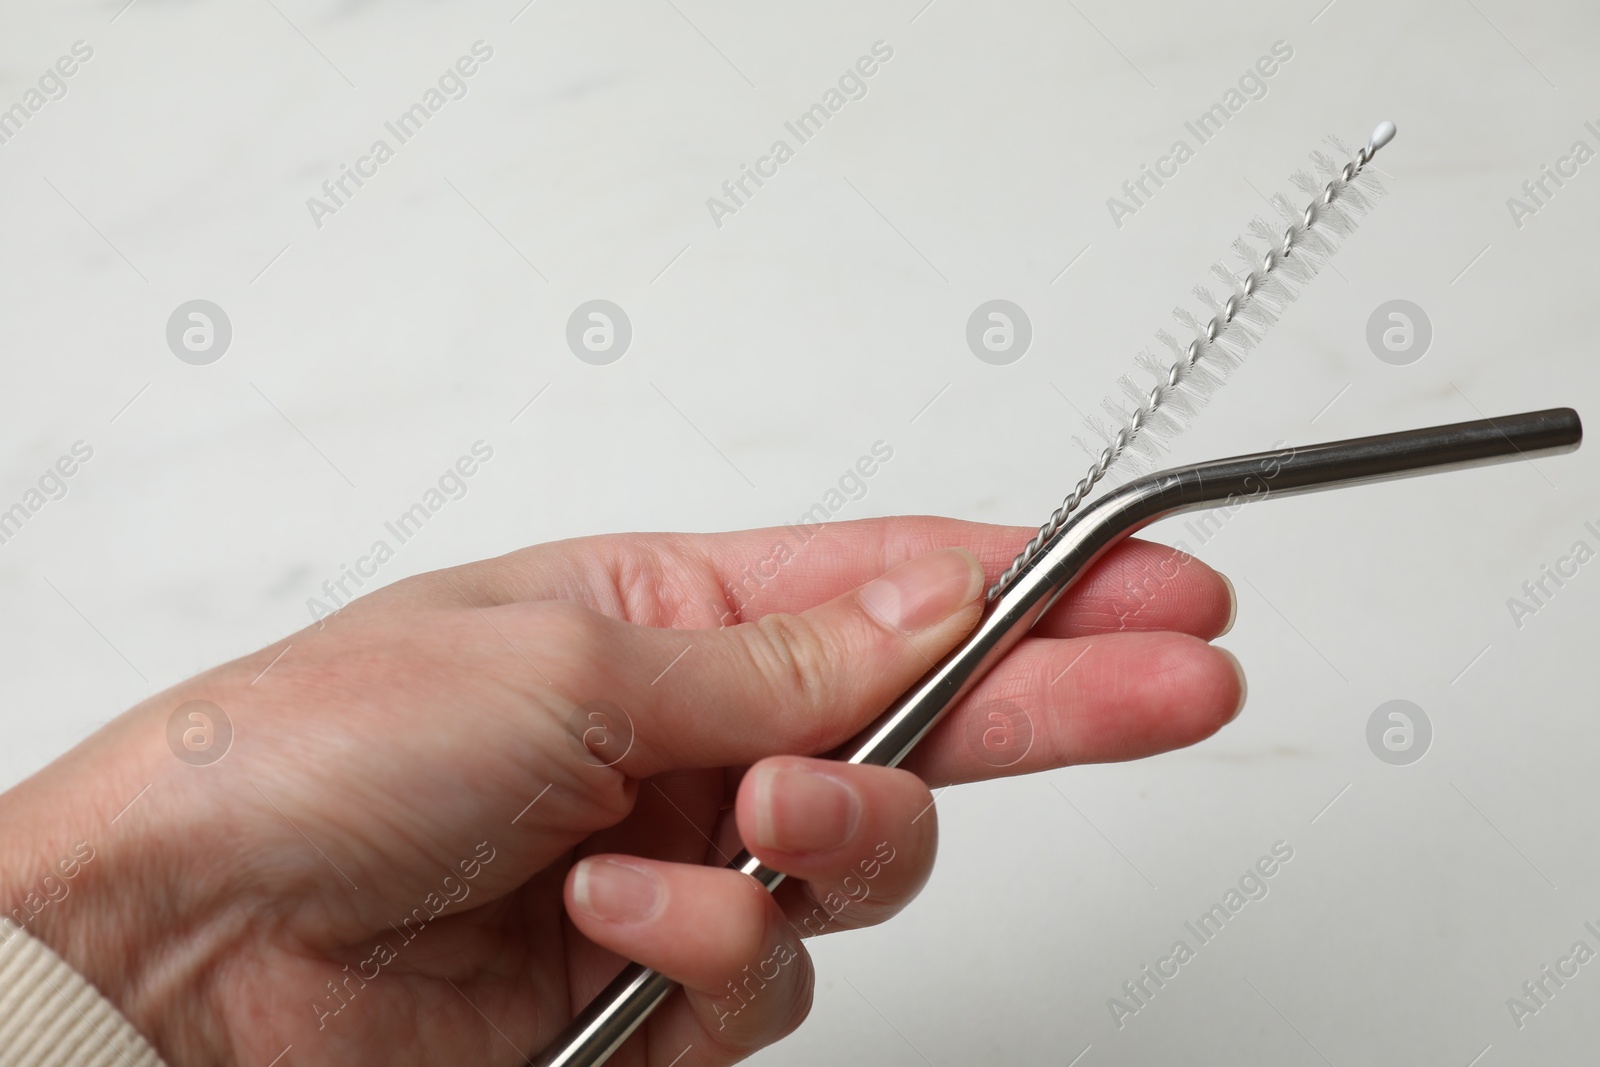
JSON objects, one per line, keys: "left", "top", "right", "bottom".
{"left": 990, "top": 119, "right": 1398, "bottom": 598}
{"left": 520, "top": 121, "right": 1586, "bottom": 1067}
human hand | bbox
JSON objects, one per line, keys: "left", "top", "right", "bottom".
{"left": 0, "top": 517, "right": 1241, "bottom": 1066}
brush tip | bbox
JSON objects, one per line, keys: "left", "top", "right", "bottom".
{"left": 1369, "top": 120, "right": 1398, "bottom": 151}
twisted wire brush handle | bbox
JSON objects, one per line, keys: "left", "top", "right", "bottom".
{"left": 987, "top": 120, "right": 1401, "bottom": 601}
{"left": 528, "top": 405, "right": 1581, "bottom": 1067}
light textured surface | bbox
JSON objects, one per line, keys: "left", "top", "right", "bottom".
{"left": 2, "top": 1, "right": 1597, "bottom": 1064}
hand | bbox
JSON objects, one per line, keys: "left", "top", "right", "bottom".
{"left": 0, "top": 517, "right": 1241, "bottom": 1066}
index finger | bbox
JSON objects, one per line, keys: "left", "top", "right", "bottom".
{"left": 427, "top": 516, "right": 1233, "bottom": 640}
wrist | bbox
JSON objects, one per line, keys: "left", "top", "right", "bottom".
{"left": 0, "top": 700, "right": 235, "bottom": 1064}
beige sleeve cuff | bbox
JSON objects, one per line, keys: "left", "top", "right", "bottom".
{"left": 0, "top": 922, "right": 168, "bottom": 1067}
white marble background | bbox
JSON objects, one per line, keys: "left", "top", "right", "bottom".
{"left": 2, "top": 0, "right": 1598, "bottom": 1063}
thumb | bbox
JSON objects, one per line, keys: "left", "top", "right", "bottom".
{"left": 579, "top": 547, "right": 987, "bottom": 776}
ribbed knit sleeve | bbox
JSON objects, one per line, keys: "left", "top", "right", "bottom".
{"left": 0, "top": 923, "right": 167, "bottom": 1067}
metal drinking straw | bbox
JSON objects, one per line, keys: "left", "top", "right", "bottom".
{"left": 530, "top": 406, "right": 1582, "bottom": 1067}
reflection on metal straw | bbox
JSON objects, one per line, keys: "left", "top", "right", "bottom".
{"left": 529, "top": 407, "right": 1582, "bottom": 1067}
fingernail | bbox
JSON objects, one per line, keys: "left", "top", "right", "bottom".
{"left": 1219, "top": 648, "right": 1247, "bottom": 722}
{"left": 1218, "top": 573, "right": 1238, "bottom": 637}
{"left": 859, "top": 548, "right": 984, "bottom": 634}
{"left": 750, "top": 762, "right": 861, "bottom": 853}
{"left": 572, "top": 858, "right": 664, "bottom": 923}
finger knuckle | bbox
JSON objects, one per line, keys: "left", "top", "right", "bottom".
{"left": 699, "top": 938, "right": 814, "bottom": 1055}
{"left": 508, "top": 600, "right": 615, "bottom": 692}
{"left": 524, "top": 598, "right": 609, "bottom": 653}
{"left": 743, "top": 612, "right": 837, "bottom": 716}
{"left": 721, "top": 879, "right": 778, "bottom": 965}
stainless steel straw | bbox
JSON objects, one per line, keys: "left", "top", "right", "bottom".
{"left": 530, "top": 406, "right": 1583, "bottom": 1067}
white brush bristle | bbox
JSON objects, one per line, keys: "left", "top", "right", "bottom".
{"left": 1070, "top": 135, "right": 1390, "bottom": 475}
{"left": 993, "top": 125, "right": 1397, "bottom": 599}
